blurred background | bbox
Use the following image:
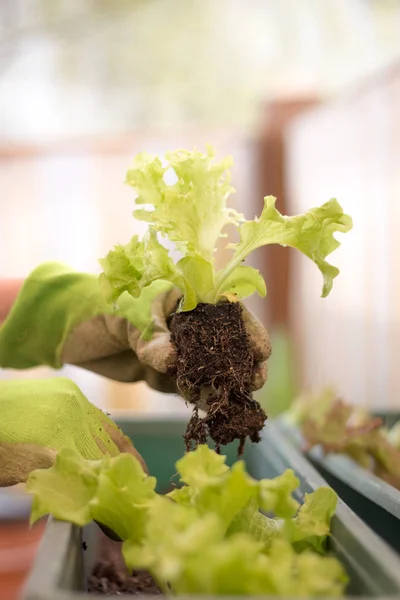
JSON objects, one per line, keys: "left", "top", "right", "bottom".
{"left": 1, "top": 1, "right": 400, "bottom": 597}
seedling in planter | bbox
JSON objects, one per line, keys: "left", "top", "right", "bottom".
{"left": 100, "top": 147, "right": 352, "bottom": 451}
{"left": 285, "top": 389, "right": 400, "bottom": 489}
{"left": 27, "top": 444, "right": 348, "bottom": 597}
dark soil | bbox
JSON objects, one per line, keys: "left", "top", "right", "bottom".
{"left": 87, "top": 535, "right": 161, "bottom": 596}
{"left": 170, "top": 301, "right": 267, "bottom": 453}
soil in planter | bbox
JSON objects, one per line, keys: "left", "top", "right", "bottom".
{"left": 170, "top": 301, "right": 267, "bottom": 454}
{"left": 87, "top": 535, "right": 161, "bottom": 596}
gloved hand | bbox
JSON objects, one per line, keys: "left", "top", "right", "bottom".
{"left": 0, "top": 262, "right": 271, "bottom": 396}
{"left": 0, "top": 377, "right": 146, "bottom": 488}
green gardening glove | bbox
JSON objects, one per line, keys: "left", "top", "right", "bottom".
{"left": 0, "top": 262, "right": 271, "bottom": 396}
{"left": 0, "top": 377, "right": 146, "bottom": 488}
{"left": 0, "top": 262, "right": 179, "bottom": 392}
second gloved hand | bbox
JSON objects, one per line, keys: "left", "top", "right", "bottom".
{"left": 0, "top": 377, "right": 146, "bottom": 489}
{"left": 0, "top": 377, "right": 145, "bottom": 540}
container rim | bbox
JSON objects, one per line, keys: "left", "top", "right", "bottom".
{"left": 275, "top": 418, "right": 400, "bottom": 519}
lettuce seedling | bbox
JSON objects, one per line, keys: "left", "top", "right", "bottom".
{"left": 99, "top": 147, "right": 352, "bottom": 452}
{"left": 99, "top": 146, "right": 352, "bottom": 311}
{"left": 27, "top": 444, "right": 348, "bottom": 597}
{"left": 285, "top": 390, "right": 400, "bottom": 490}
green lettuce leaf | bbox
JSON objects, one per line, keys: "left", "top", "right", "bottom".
{"left": 215, "top": 264, "right": 267, "bottom": 301}
{"left": 112, "top": 280, "right": 173, "bottom": 338}
{"left": 98, "top": 235, "right": 145, "bottom": 302}
{"left": 258, "top": 468, "right": 300, "bottom": 517}
{"left": 88, "top": 454, "right": 157, "bottom": 542}
{"left": 176, "top": 255, "right": 215, "bottom": 303}
{"left": 171, "top": 446, "right": 299, "bottom": 530}
{"left": 27, "top": 449, "right": 157, "bottom": 542}
{"left": 266, "top": 539, "right": 348, "bottom": 597}
{"left": 99, "top": 229, "right": 197, "bottom": 310}
{"left": 126, "top": 146, "right": 244, "bottom": 262}
{"left": 227, "top": 484, "right": 337, "bottom": 555}
{"left": 227, "top": 499, "right": 283, "bottom": 548}
{"left": 215, "top": 196, "right": 352, "bottom": 300}
{"left": 123, "top": 496, "right": 223, "bottom": 589}
{"left": 174, "top": 443, "right": 230, "bottom": 487}
{"left": 27, "top": 449, "right": 101, "bottom": 527}
{"left": 284, "top": 488, "right": 337, "bottom": 553}
{"left": 170, "top": 447, "right": 258, "bottom": 532}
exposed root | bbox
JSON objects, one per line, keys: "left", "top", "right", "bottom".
{"left": 170, "top": 302, "right": 267, "bottom": 454}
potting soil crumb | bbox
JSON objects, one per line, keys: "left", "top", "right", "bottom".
{"left": 88, "top": 562, "right": 161, "bottom": 595}
{"left": 87, "top": 533, "right": 162, "bottom": 596}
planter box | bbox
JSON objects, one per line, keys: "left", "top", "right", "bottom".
{"left": 22, "top": 416, "right": 400, "bottom": 600}
{"left": 276, "top": 414, "right": 400, "bottom": 554}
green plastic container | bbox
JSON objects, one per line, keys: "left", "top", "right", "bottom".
{"left": 22, "top": 416, "right": 400, "bottom": 600}
{"left": 112, "top": 413, "right": 240, "bottom": 493}
{"left": 276, "top": 414, "right": 400, "bottom": 554}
